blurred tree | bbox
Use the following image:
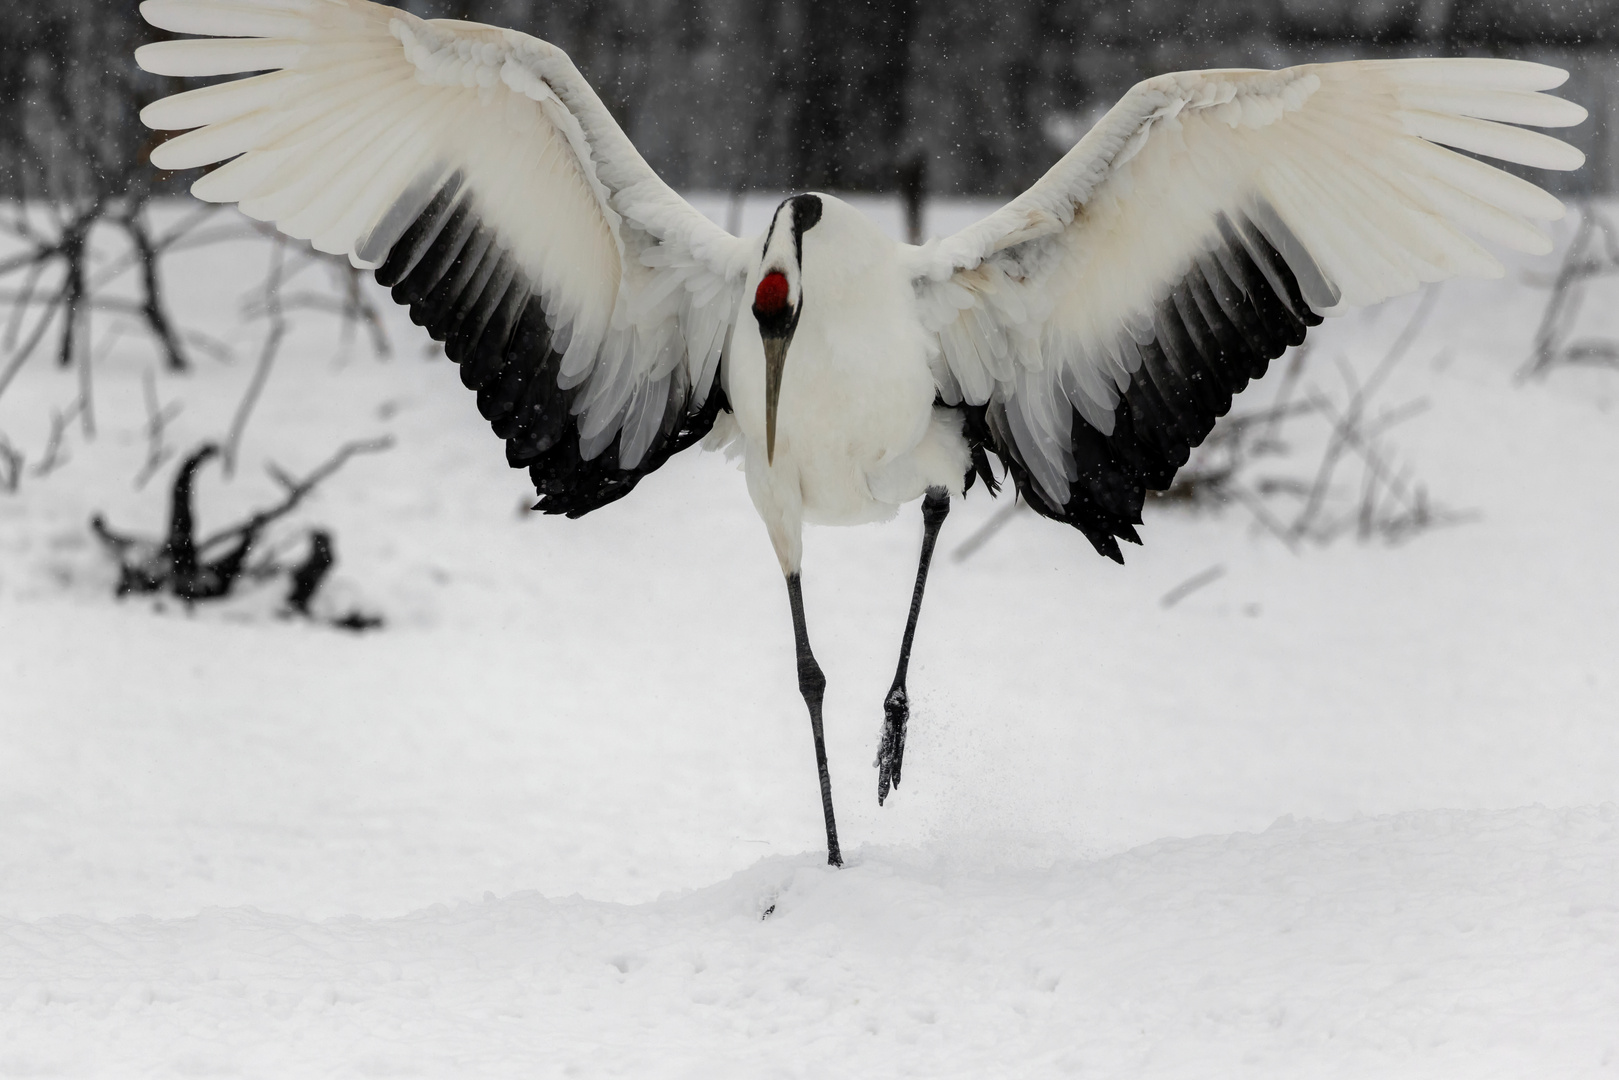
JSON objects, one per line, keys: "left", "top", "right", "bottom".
{"left": 794, "top": 0, "right": 918, "bottom": 190}
{"left": 1, "top": 0, "right": 1613, "bottom": 201}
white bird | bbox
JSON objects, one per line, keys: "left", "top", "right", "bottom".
{"left": 136, "top": 0, "right": 1586, "bottom": 866}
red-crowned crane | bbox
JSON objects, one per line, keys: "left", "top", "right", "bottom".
{"left": 136, "top": 0, "right": 1585, "bottom": 867}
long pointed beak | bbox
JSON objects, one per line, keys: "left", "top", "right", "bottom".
{"left": 763, "top": 333, "right": 791, "bottom": 465}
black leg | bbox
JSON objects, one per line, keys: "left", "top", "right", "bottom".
{"left": 878, "top": 486, "right": 950, "bottom": 806}
{"left": 786, "top": 572, "right": 842, "bottom": 867}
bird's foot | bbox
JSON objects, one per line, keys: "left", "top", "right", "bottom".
{"left": 877, "top": 684, "right": 908, "bottom": 805}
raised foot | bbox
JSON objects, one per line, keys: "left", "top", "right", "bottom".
{"left": 877, "top": 684, "right": 909, "bottom": 805}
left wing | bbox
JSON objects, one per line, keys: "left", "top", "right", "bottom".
{"left": 910, "top": 59, "right": 1585, "bottom": 559}
{"left": 137, "top": 0, "right": 751, "bottom": 515}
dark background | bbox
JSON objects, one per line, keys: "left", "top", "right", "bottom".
{"left": 4, "top": 0, "right": 1615, "bottom": 209}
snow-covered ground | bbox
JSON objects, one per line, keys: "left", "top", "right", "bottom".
{"left": 1, "top": 196, "right": 1617, "bottom": 1075}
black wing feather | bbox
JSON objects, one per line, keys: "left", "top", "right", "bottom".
{"left": 962, "top": 210, "right": 1324, "bottom": 563}
{"left": 373, "top": 173, "right": 725, "bottom": 517}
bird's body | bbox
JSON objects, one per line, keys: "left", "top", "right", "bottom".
{"left": 135, "top": 0, "right": 1587, "bottom": 865}
{"left": 728, "top": 198, "right": 965, "bottom": 569}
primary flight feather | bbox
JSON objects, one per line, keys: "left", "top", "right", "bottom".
{"left": 136, "top": 0, "right": 1585, "bottom": 865}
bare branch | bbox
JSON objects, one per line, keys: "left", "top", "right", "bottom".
{"left": 1313, "top": 395, "right": 1429, "bottom": 517}
{"left": 1557, "top": 341, "right": 1619, "bottom": 370}
{"left": 951, "top": 497, "right": 1026, "bottom": 562}
{"left": 1288, "top": 291, "right": 1439, "bottom": 539}
{"left": 222, "top": 238, "right": 288, "bottom": 477}
{"left": 119, "top": 208, "right": 189, "bottom": 372}
{"left": 1369, "top": 286, "right": 1442, "bottom": 393}
{"left": 1363, "top": 396, "right": 1431, "bottom": 439}
{"left": 89, "top": 512, "right": 142, "bottom": 556}
{"left": 1160, "top": 564, "right": 1226, "bottom": 608}
{"left": 180, "top": 327, "right": 233, "bottom": 364}
{"left": 85, "top": 202, "right": 224, "bottom": 291}
{"left": 196, "top": 435, "right": 394, "bottom": 557}
{"left": 31, "top": 399, "right": 84, "bottom": 478}
{"left": 340, "top": 262, "right": 390, "bottom": 359}
{"left": 1255, "top": 342, "right": 1312, "bottom": 453}
{"left": 1211, "top": 399, "right": 1320, "bottom": 438}
{"left": 0, "top": 431, "right": 23, "bottom": 494}
{"left": 1, "top": 259, "right": 49, "bottom": 350}
{"left": 1521, "top": 203, "right": 1619, "bottom": 380}
{"left": 1228, "top": 483, "right": 1302, "bottom": 552}
{"left": 0, "top": 281, "right": 69, "bottom": 403}
{"left": 53, "top": 205, "right": 98, "bottom": 371}
{"left": 134, "top": 367, "right": 184, "bottom": 490}
{"left": 0, "top": 242, "right": 54, "bottom": 279}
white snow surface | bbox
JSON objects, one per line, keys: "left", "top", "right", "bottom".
{"left": 1, "top": 195, "right": 1618, "bottom": 1075}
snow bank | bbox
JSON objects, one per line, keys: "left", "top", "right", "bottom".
{"left": 3, "top": 199, "right": 1619, "bottom": 1074}
{"left": 2, "top": 808, "right": 1615, "bottom": 1078}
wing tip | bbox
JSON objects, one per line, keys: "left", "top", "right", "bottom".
{"left": 136, "top": 101, "right": 168, "bottom": 132}
{"left": 1364, "top": 57, "right": 1572, "bottom": 93}
{"left": 1533, "top": 62, "right": 1572, "bottom": 91}
{"left": 132, "top": 41, "right": 166, "bottom": 76}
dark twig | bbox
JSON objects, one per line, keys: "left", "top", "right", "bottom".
{"left": 1373, "top": 286, "right": 1442, "bottom": 387}
{"left": 951, "top": 497, "right": 1026, "bottom": 562}
{"left": 341, "top": 262, "right": 390, "bottom": 359}
{"left": 85, "top": 202, "right": 223, "bottom": 291}
{"left": 1289, "top": 290, "right": 1439, "bottom": 539}
{"left": 0, "top": 432, "right": 23, "bottom": 493}
{"left": 1228, "top": 483, "right": 1302, "bottom": 552}
{"left": 0, "top": 291, "right": 154, "bottom": 313}
{"left": 74, "top": 323, "right": 128, "bottom": 441}
{"left": 0, "top": 281, "right": 69, "bottom": 403}
{"left": 0, "top": 246, "right": 49, "bottom": 280}
{"left": 1212, "top": 399, "right": 1321, "bottom": 437}
{"left": 1313, "top": 396, "right": 1431, "bottom": 513}
{"left": 222, "top": 237, "right": 288, "bottom": 477}
{"left": 239, "top": 258, "right": 391, "bottom": 361}
{"left": 1160, "top": 564, "right": 1226, "bottom": 608}
{"left": 196, "top": 435, "right": 394, "bottom": 557}
{"left": 119, "top": 208, "right": 189, "bottom": 372}
{"left": 93, "top": 437, "right": 392, "bottom": 608}
{"left": 180, "top": 327, "right": 233, "bottom": 364}
{"left": 134, "top": 367, "right": 183, "bottom": 490}
{"left": 0, "top": 202, "right": 103, "bottom": 407}
{"left": 1154, "top": 399, "right": 1321, "bottom": 512}
{"left": 1255, "top": 342, "right": 1312, "bottom": 454}
{"left": 284, "top": 530, "right": 335, "bottom": 616}
{"left": 54, "top": 203, "right": 98, "bottom": 371}
{"left": 1521, "top": 204, "right": 1619, "bottom": 380}
{"left": 3, "top": 258, "right": 47, "bottom": 351}
{"left": 31, "top": 399, "right": 84, "bottom": 478}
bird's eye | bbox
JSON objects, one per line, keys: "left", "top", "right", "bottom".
{"left": 754, "top": 271, "right": 790, "bottom": 316}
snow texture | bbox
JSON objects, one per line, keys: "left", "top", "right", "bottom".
{"left": 1, "top": 196, "right": 1618, "bottom": 1076}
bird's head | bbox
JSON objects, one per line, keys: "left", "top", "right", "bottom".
{"left": 753, "top": 193, "right": 823, "bottom": 465}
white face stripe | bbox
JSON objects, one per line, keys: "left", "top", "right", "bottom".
{"left": 761, "top": 203, "right": 797, "bottom": 264}
{"left": 760, "top": 194, "right": 823, "bottom": 273}
{"left": 758, "top": 202, "right": 802, "bottom": 305}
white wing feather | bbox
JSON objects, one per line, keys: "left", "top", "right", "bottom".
{"left": 911, "top": 59, "right": 1585, "bottom": 507}
{"left": 137, "top": 0, "right": 751, "bottom": 470}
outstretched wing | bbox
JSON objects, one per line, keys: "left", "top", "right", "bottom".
{"left": 911, "top": 59, "right": 1585, "bottom": 559}
{"left": 136, "top": 0, "right": 752, "bottom": 515}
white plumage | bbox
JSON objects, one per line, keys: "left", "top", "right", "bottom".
{"left": 141, "top": 0, "right": 748, "bottom": 472}
{"left": 911, "top": 61, "right": 1582, "bottom": 507}
{"left": 136, "top": 0, "right": 1586, "bottom": 865}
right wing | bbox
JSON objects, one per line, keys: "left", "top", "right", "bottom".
{"left": 910, "top": 59, "right": 1584, "bottom": 559}
{"left": 137, "top": 0, "right": 752, "bottom": 515}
